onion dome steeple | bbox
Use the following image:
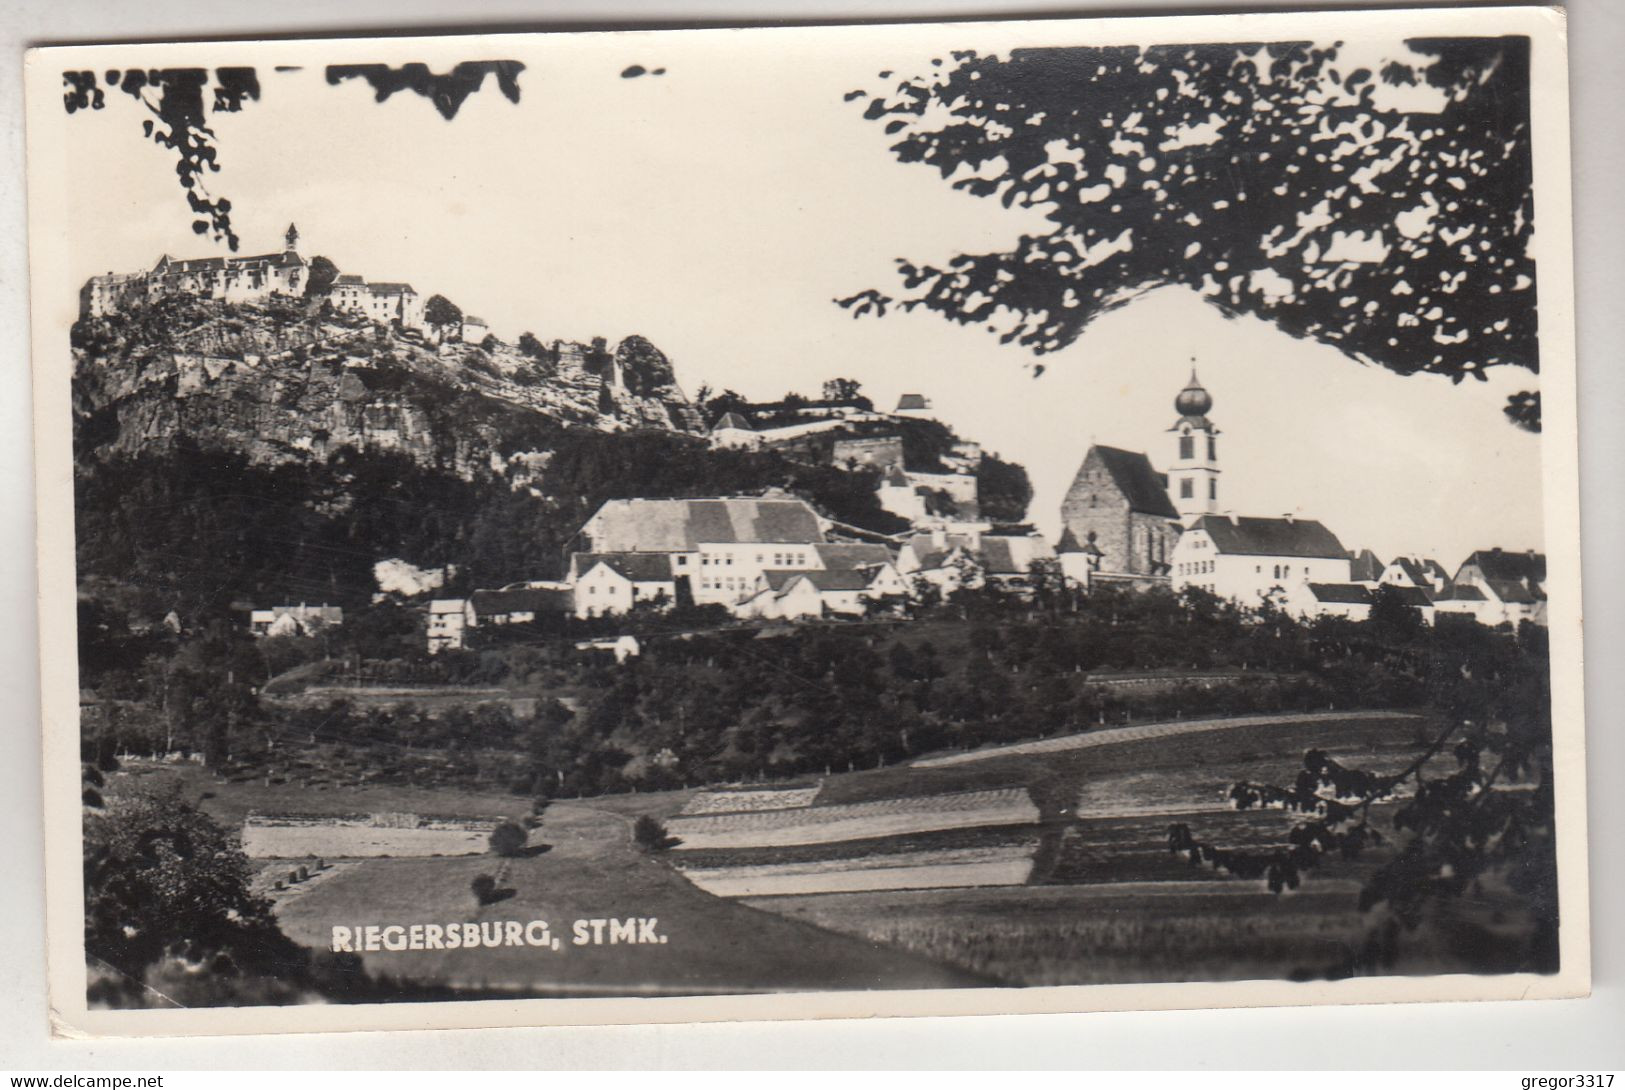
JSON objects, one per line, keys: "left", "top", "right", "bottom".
{"left": 1175, "top": 369, "right": 1213, "bottom": 421}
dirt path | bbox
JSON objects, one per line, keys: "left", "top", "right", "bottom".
{"left": 911, "top": 709, "right": 1422, "bottom": 769}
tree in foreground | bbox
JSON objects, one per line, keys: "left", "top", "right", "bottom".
{"left": 842, "top": 38, "right": 1539, "bottom": 429}
{"left": 83, "top": 786, "right": 312, "bottom": 1004}
{"left": 1168, "top": 621, "right": 1556, "bottom": 976}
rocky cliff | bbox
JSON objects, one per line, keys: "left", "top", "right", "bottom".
{"left": 71, "top": 296, "right": 704, "bottom": 479}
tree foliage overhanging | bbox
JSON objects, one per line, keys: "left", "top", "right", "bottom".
{"left": 842, "top": 38, "right": 1539, "bottom": 429}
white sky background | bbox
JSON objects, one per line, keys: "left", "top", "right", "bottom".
{"left": 53, "top": 24, "right": 1544, "bottom": 566}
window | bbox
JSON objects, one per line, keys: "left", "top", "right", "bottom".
{"left": 1207, "top": 436, "right": 1217, "bottom": 460}
{"left": 1180, "top": 478, "right": 1193, "bottom": 499}
{"left": 1179, "top": 435, "right": 1194, "bottom": 460}
{"left": 1209, "top": 478, "right": 1217, "bottom": 500}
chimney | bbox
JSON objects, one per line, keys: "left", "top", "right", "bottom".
{"left": 1224, "top": 510, "right": 1238, "bottom": 526}
{"left": 931, "top": 527, "right": 947, "bottom": 550}
{"left": 1282, "top": 513, "right": 1295, "bottom": 526}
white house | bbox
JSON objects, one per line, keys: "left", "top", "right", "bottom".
{"left": 1451, "top": 548, "right": 1547, "bottom": 626}
{"left": 331, "top": 275, "right": 426, "bottom": 330}
{"left": 574, "top": 635, "right": 642, "bottom": 663}
{"left": 708, "top": 412, "right": 760, "bottom": 450}
{"left": 570, "top": 553, "right": 677, "bottom": 617}
{"left": 1288, "top": 582, "right": 1374, "bottom": 622}
{"left": 1171, "top": 514, "right": 1351, "bottom": 605}
{"left": 426, "top": 598, "right": 472, "bottom": 652}
{"left": 1380, "top": 556, "right": 1451, "bottom": 596}
{"left": 461, "top": 315, "right": 490, "bottom": 342}
{"left": 249, "top": 603, "right": 343, "bottom": 638}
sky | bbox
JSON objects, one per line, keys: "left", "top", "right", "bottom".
{"left": 49, "top": 20, "right": 1546, "bottom": 567}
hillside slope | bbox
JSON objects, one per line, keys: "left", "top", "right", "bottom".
{"left": 71, "top": 295, "right": 703, "bottom": 477}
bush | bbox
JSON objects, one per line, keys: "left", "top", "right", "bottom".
{"left": 470, "top": 874, "right": 498, "bottom": 904}
{"left": 632, "top": 815, "right": 680, "bottom": 852}
{"left": 489, "top": 820, "right": 528, "bottom": 857}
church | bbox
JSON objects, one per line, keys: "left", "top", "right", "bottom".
{"left": 1058, "top": 371, "right": 1221, "bottom": 586}
{"left": 1058, "top": 371, "right": 1357, "bottom": 609}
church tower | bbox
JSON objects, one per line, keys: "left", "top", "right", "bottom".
{"left": 1168, "top": 370, "right": 1220, "bottom": 524}
{"left": 284, "top": 223, "right": 300, "bottom": 253}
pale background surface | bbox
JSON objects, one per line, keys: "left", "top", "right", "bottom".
{"left": 2, "top": 0, "right": 1621, "bottom": 1069}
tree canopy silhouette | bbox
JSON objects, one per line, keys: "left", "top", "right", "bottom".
{"left": 841, "top": 37, "right": 1539, "bottom": 428}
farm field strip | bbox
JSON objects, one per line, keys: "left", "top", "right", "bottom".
{"left": 679, "top": 785, "right": 822, "bottom": 815}
{"left": 668, "top": 788, "right": 1039, "bottom": 850}
{"left": 911, "top": 709, "right": 1423, "bottom": 768}
{"left": 683, "top": 859, "right": 1036, "bottom": 898}
{"left": 242, "top": 823, "right": 493, "bottom": 859}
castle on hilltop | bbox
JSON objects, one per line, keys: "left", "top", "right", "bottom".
{"left": 79, "top": 224, "right": 426, "bottom": 330}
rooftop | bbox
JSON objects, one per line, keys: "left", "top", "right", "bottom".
{"left": 581, "top": 497, "right": 826, "bottom": 551}
{"left": 1191, "top": 514, "right": 1347, "bottom": 559}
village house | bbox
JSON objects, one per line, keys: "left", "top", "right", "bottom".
{"left": 426, "top": 598, "right": 472, "bottom": 652}
{"left": 708, "top": 412, "right": 760, "bottom": 450}
{"left": 331, "top": 274, "right": 426, "bottom": 330}
{"left": 249, "top": 603, "right": 344, "bottom": 638}
{"left": 461, "top": 315, "right": 490, "bottom": 342}
{"left": 1171, "top": 514, "right": 1352, "bottom": 604}
{"left": 1381, "top": 556, "right": 1451, "bottom": 596}
{"left": 572, "top": 495, "right": 830, "bottom": 608}
{"left": 574, "top": 635, "right": 642, "bottom": 663}
{"left": 569, "top": 553, "right": 678, "bottom": 618}
{"left": 1289, "top": 582, "right": 1372, "bottom": 621}
{"left": 1429, "top": 583, "right": 1497, "bottom": 624}
{"left": 1452, "top": 548, "right": 1548, "bottom": 626}
{"left": 468, "top": 586, "right": 574, "bottom": 628}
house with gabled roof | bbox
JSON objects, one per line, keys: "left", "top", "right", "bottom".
{"left": 709, "top": 411, "right": 760, "bottom": 450}
{"left": 569, "top": 552, "right": 677, "bottom": 617}
{"left": 1059, "top": 444, "right": 1179, "bottom": 579}
{"left": 1289, "top": 581, "right": 1374, "bottom": 621}
{"left": 1380, "top": 556, "right": 1451, "bottom": 596}
{"left": 1452, "top": 548, "right": 1547, "bottom": 625}
{"left": 1171, "top": 513, "right": 1351, "bottom": 605}
{"left": 468, "top": 586, "right": 574, "bottom": 627}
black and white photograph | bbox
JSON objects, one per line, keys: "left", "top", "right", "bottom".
{"left": 24, "top": 6, "right": 1588, "bottom": 1036}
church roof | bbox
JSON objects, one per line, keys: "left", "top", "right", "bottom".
{"left": 1087, "top": 445, "right": 1179, "bottom": 519}
{"left": 581, "top": 497, "right": 826, "bottom": 551}
{"left": 1192, "top": 515, "right": 1347, "bottom": 559}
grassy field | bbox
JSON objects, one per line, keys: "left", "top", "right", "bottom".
{"left": 105, "top": 710, "right": 1538, "bottom": 993}
{"left": 267, "top": 798, "right": 989, "bottom": 994}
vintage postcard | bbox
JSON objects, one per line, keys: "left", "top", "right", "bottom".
{"left": 27, "top": 7, "right": 1587, "bottom": 1037}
